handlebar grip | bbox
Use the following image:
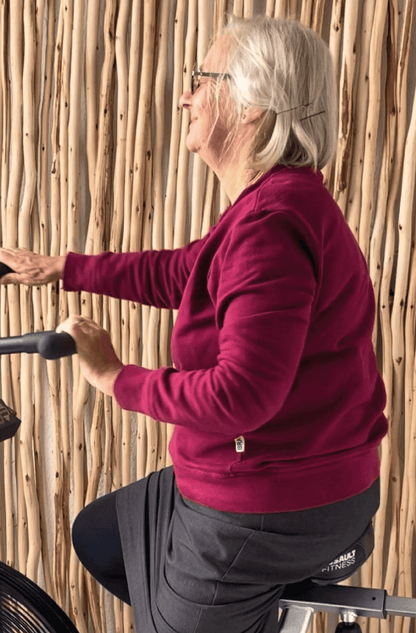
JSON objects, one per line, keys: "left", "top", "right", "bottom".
{"left": 0, "top": 262, "right": 14, "bottom": 278}
{"left": 0, "top": 331, "right": 77, "bottom": 359}
{"left": 37, "top": 331, "right": 77, "bottom": 359}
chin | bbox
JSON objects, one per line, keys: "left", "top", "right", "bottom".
{"left": 185, "top": 135, "right": 201, "bottom": 154}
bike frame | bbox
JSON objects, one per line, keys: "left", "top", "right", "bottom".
{"left": 278, "top": 583, "right": 416, "bottom": 633}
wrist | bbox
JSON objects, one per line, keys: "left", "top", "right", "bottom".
{"left": 56, "top": 255, "right": 67, "bottom": 280}
{"left": 97, "top": 363, "right": 124, "bottom": 397}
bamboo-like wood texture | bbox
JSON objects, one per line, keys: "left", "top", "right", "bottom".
{"left": 0, "top": 1, "right": 414, "bottom": 632}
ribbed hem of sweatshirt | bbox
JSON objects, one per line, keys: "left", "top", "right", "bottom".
{"left": 172, "top": 447, "right": 381, "bottom": 514}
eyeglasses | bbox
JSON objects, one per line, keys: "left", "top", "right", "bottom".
{"left": 190, "top": 68, "right": 325, "bottom": 121}
{"left": 191, "top": 68, "right": 231, "bottom": 94}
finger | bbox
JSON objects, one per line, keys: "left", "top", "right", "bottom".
{"left": 56, "top": 315, "right": 92, "bottom": 335}
{"left": 0, "top": 248, "right": 17, "bottom": 266}
{"left": 56, "top": 316, "right": 76, "bottom": 335}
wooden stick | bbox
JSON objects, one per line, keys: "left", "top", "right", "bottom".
{"left": 213, "top": 0, "right": 227, "bottom": 37}
{"left": 84, "top": 392, "right": 104, "bottom": 633}
{"left": 265, "top": 0, "right": 276, "bottom": 18}
{"left": 344, "top": 0, "right": 375, "bottom": 235}
{"left": 143, "top": 139, "right": 159, "bottom": 477}
{"left": 117, "top": 0, "right": 141, "bottom": 511}
{"left": 333, "top": 0, "right": 359, "bottom": 206}
{"left": 6, "top": 13, "right": 24, "bottom": 569}
{"left": 48, "top": 2, "right": 67, "bottom": 607}
{"left": 175, "top": 0, "right": 198, "bottom": 249}
{"left": 369, "top": 0, "right": 398, "bottom": 348}
{"left": 311, "top": 0, "right": 325, "bottom": 36}
{"left": 35, "top": 0, "right": 56, "bottom": 600}
{"left": 164, "top": 0, "right": 187, "bottom": 252}
{"left": 111, "top": 0, "right": 130, "bottom": 255}
{"left": 0, "top": 1, "right": 9, "bottom": 226}
{"left": 61, "top": 0, "right": 90, "bottom": 625}
{"left": 299, "top": 0, "right": 313, "bottom": 28}
{"left": 152, "top": 0, "right": 171, "bottom": 471}
{"left": 0, "top": 295, "right": 15, "bottom": 569}
{"left": 322, "top": 0, "right": 344, "bottom": 194}
{"left": 188, "top": 1, "right": 210, "bottom": 243}
{"left": 0, "top": 0, "right": 13, "bottom": 573}
{"left": 394, "top": 81, "right": 416, "bottom": 619}
{"left": 367, "top": 0, "right": 410, "bottom": 605}
{"left": 243, "top": 0, "right": 253, "bottom": 19}
{"left": 385, "top": 144, "right": 413, "bottom": 633}
{"left": 234, "top": 0, "right": 244, "bottom": 18}
{"left": 112, "top": 0, "right": 130, "bottom": 543}
{"left": 367, "top": 6, "right": 400, "bottom": 613}
{"left": 393, "top": 3, "right": 416, "bottom": 619}
{"left": 358, "top": 0, "right": 388, "bottom": 261}
{"left": 369, "top": 22, "right": 398, "bottom": 612}
{"left": 85, "top": 0, "right": 100, "bottom": 200}
{"left": 67, "top": 0, "right": 84, "bottom": 257}
{"left": 130, "top": 0, "right": 156, "bottom": 483}
{"left": 19, "top": 0, "right": 41, "bottom": 583}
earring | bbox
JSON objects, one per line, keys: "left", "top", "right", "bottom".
{"left": 242, "top": 113, "right": 246, "bottom": 120}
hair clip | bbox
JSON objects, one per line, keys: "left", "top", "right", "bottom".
{"left": 273, "top": 104, "right": 325, "bottom": 121}
{"left": 300, "top": 110, "right": 326, "bottom": 121}
{"left": 274, "top": 103, "right": 312, "bottom": 116}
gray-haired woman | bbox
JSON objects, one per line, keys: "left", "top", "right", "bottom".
{"left": 0, "top": 16, "right": 387, "bottom": 633}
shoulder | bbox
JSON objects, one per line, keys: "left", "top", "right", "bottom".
{"left": 226, "top": 167, "right": 330, "bottom": 244}
{"left": 254, "top": 166, "right": 336, "bottom": 219}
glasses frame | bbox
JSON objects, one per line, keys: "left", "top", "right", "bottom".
{"left": 191, "top": 69, "right": 231, "bottom": 94}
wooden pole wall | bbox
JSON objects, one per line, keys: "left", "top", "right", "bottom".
{"left": 0, "top": 1, "right": 414, "bottom": 632}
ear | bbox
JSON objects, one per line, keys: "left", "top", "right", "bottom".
{"left": 242, "top": 106, "right": 265, "bottom": 125}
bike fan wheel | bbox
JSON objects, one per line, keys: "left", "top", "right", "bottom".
{"left": 0, "top": 561, "right": 79, "bottom": 632}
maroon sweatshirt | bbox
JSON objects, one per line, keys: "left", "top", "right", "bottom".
{"left": 64, "top": 165, "right": 388, "bottom": 513}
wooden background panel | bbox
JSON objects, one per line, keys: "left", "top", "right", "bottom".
{"left": 0, "top": 1, "right": 414, "bottom": 631}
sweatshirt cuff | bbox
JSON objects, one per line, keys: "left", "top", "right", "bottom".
{"left": 113, "top": 364, "right": 151, "bottom": 413}
{"left": 62, "top": 252, "right": 91, "bottom": 291}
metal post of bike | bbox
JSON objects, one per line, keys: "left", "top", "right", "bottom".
{"left": 278, "top": 584, "right": 416, "bottom": 633}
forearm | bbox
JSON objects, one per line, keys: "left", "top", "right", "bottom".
{"left": 63, "top": 242, "right": 205, "bottom": 308}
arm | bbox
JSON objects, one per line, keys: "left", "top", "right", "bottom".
{"left": 0, "top": 237, "right": 207, "bottom": 310}
{"left": 63, "top": 238, "right": 207, "bottom": 309}
{"left": 113, "top": 211, "right": 317, "bottom": 434}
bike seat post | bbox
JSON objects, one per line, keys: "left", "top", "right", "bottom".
{"left": 277, "top": 604, "right": 315, "bottom": 633}
{"left": 335, "top": 615, "right": 362, "bottom": 633}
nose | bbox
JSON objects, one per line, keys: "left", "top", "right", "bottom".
{"left": 179, "top": 89, "right": 192, "bottom": 110}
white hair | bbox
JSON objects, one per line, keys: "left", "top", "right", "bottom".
{"left": 215, "top": 15, "right": 337, "bottom": 173}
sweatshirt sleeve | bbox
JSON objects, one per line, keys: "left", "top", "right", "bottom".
{"left": 63, "top": 237, "right": 207, "bottom": 309}
{"left": 113, "top": 210, "right": 317, "bottom": 435}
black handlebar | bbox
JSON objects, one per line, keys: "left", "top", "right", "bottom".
{"left": 0, "top": 331, "right": 77, "bottom": 359}
{"left": 0, "top": 329, "right": 77, "bottom": 442}
{"left": 0, "top": 262, "right": 14, "bottom": 278}
{"left": 0, "top": 262, "right": 77, "bottom": 359}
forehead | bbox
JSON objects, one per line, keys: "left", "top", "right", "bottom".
{"left": 202, "top": 34, "right": 231, "bottom": 72}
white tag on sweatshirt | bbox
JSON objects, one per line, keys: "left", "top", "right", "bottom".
{"left": 234, "top": 436, "right": 245, "bottom": 453}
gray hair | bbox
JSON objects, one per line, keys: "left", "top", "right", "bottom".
{"left": 216, "top": 15, "right": 337, "bottom": 173}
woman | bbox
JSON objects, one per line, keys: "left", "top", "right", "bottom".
{"left": 0, "top": 16, "right": 387, "bottom": 633}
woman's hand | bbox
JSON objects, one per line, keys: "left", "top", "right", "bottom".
{"left": 56, "top": 315, "right": 124, "bottom": 396}
{"left": 0, "top": 248, "right": 66, "bottom": 285}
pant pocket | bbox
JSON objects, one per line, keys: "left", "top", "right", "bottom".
{"left": 164, "top": 501, "right": 257, "bottom": 605}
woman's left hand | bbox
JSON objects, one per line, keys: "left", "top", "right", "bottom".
{"left": 56, "top": 315, "right": 124, "bottom": 396}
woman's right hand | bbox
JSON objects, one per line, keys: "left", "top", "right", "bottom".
{"left": 0, "top": 248, "right": 66, "bottom": 286}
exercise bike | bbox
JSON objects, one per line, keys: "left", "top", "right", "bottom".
{"left": 0, "top": 326, "right": 414, "bottom": 631}
{"left": 0, "top": 328, "right": 79, "bottom": 631}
